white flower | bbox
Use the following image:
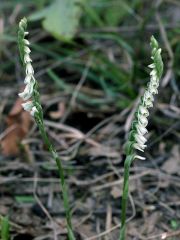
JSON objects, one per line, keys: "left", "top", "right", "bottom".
{"left": 26, "top": 63, "right": 34, "bottom": 75}
{"left": 151, "top": 80, "right": 159, "bottom": 88}
{"left": 24, "top": 46, "right": 31, "bottom": 54}
{"left": 144, "top": 100, "right": 153, "bottom": 108}
{"left": 30, "top": 106, "right": 38, "bottom": 116}
{"left": 23, "top": 39, "right": 30, "bottom": 45}
{"left": 149, "top": 85, "right": 158, "bottom": 94}
{"left": 148, "top": 63, "right": 155, "bottom": 68}
{"left": 24, "top": 74, "right": 32, "bottom": 84}
{"left": 18, "top": 81, "right": 34, "bottom": 100}
{"left": 139, "top": 105, "right": 149, "bottom": 117}
{"left": 24, "top": 54, "right": 32, "bottom": 63}
{"left": 139, "top": 115, "right": 148, "bottom": 126}
{"left": 150, "top": 69, "right": 157, "bottom": 78}
{"left": 22, "top": 101, "right": 33, "bottom": 111}
{"left": 135, "top": 134, "right": 147, "bottom": 145}
{"left": 134, "top": 143, "right": 146, "bottom": 152}
{"left": 136, "top": 124, "right": 148, "bottom": 135}
{"left": 144, "top": 91, "right": 154, "bottom": 102}
{"left": 151, "top": 75, "right": 158, "bottom": 84}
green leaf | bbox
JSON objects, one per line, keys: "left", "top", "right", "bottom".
{"left": 15, "top": 195, "right": 35, "bottom": 203}
{"left": 1, "top": 216, "right": 10, "bottom": 240}
{"left": 29, "top": 0, "right": 85, "bottom": 41}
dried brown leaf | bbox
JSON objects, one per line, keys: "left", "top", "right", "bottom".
{"left": 0, "top": 98, "right": 32, "bottom": 156}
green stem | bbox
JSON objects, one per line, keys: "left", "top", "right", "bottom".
{"left": 35, "top": 115, "right": 75, "bottom": 240}
{"left": 119, "top": 155, "right": 134, "bottom": 240}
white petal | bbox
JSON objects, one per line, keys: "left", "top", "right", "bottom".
{"left": 26, "top": 63, "right": 34, "bottom": 75}
{"left": 22, "top": 101, "right": 33, "bottom": 111}
{"left": 149, "top": 86, "right": 158, "bottom": 94}
{"left": 24, "top": 75, "right": 32, "bottom": 84}
{"left": 139, "top": 115, "right": 148, "bottom": 126}
{"left": 23, "top": 39, "right": 30, "bottom": 45}
{"left": 144, "top": 91, "right": 154, "bottom": 102}
{"left": 19, "top": 91, "right": 30, "bottom": 101}
{"left": 139, "top": 105, "right": 149, "bottom": 117}
{"left": 134, "top": 155, "right": 146, "bottom": 160}
{"left": 24, "top": 46, "right": 31, "bottom": 54}
{"left": 30, "top": 106, "right": 38, "bottom": 116}
{"left": 18, "top": 82, "right": 34, "bottom": 100}
{"left": 151, "top": 76, "right": 158, "bottom": 84}
{"left": 135, "top": 134, "right": 147, "bottom": 145}
{"left": 144, "top": 100, "right": 153, "bottom": 108}
{"left": 150, "top": 69, "right": 157, "bottom": 77}
{"left": 24, "top": 54, "right": 32, "bottom": 63}
{"left": 148, "top": 63, "right": 155, "bottom": 69}
{"left": 136, "top": 124, "right": 148, "bottom": 135}
{"left": 134, "top": 143, "right": 146, "bottom": 152}
{"left": 150, "top": 79, "right": 159, "bottom": 88}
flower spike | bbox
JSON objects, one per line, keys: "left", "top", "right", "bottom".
{"left": 132, "top": 36, "right": 163, "bottom": 158}
{"left": 120, "top": 36, "right": 163, "bottom": 240}
{"left": 18, "top": 17, "right": 37, "bottom": 115}
{"left": 124, "top": 36, "right": 163, "bottom": 160}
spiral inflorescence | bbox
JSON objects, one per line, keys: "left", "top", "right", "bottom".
{"left": 127, "top": 36, "right": 163, "bottom": 160}
{"left": 18, "top": 17, "right": 38, "bottom": 116}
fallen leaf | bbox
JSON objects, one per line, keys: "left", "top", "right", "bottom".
{"left": 0, "top": 98, "right": 32, "bottom": 156}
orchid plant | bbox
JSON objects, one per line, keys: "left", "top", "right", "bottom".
{"left": 119, "top": 36, "right": 163, "bottom": 239}
{"left": 18, "top": 18, "right": 76, "bottom": 240}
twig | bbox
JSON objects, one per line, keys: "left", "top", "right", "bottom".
{"left": 33, "top": 172, "right": 58, "bottom": 240}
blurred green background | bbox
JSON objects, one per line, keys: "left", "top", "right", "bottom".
{"left": 0, "top": 0, "right": 179, "bottom": 110}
